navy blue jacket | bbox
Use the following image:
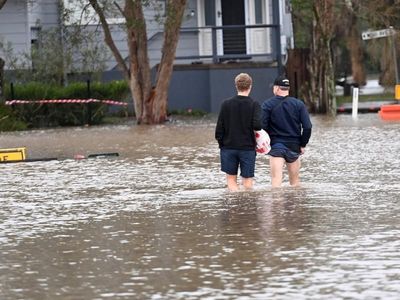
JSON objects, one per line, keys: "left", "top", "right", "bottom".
{"left": 261, "top": 95, "right": 312, "bottom": 148}
{"left": 215, "top": 95, "right": 262, "bottom": 150}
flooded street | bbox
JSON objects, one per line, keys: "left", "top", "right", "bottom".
{"left": 0, "top": 114, "right": 400, "bottom": 299}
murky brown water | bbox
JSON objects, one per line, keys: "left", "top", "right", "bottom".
{"left": 1, "top": 114, "right": 400, "bottom": 299}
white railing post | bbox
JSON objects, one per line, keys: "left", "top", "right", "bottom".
{"left": 352, "top": 87, "right": 359, "bottom": 119}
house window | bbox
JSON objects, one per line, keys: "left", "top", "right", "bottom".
{"left": 30, "top": 27, "right": 41, "bottom": 70}
{"left": 31, "top": 27, "right": 41, "bottom": 44}
{"left": 204, "top": 0, "right": 215, "bottom": 26}
{"left": 285, "top": 0, "right": 291, "bottom": 13}
{"left": 255, "top": 0, "right": 263, "bottom": 24}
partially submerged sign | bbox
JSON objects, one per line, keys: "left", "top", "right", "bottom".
{"left": 0, "top": 147, "right": 26, "bottom": 162}
{"left": 361, "top": 28, "right": 396, "bottom": 40}
{"left": 0, "top": 148, "right": 119, "bottom": 163}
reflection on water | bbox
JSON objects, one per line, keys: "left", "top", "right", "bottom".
{"left": 1, "top": 114, "right": 400, "bottom": 299}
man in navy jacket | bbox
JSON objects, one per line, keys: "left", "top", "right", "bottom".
{"left": 261, "top": 75, "right": 312, "bottom": 188}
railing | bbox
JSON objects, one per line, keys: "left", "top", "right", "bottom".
{"left": 175, "top": 24, "right": 282, "bottom": 68}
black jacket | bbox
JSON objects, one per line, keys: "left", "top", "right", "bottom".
{"left": 215, "top": 95, "right": 262, "bottom": 150}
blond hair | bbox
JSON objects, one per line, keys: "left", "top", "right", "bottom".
{"left": 235, "top": 73, "right": 252, "bottom": 92}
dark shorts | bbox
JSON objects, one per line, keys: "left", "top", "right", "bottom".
{"left": 220, "top": 149, "right": 256, "bottom": 178}
{"left": 268, "top": 142, "right": 300, "bottom": 163}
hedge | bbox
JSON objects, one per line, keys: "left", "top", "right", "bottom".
{"left": 0, "top": 104, "right": 27, "bottom": 131}
{"left": 3, "top": 80, "right": 130, "bottom": 128}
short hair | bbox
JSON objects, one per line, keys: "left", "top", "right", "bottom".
{"left": 235, "top": 73, "right": 252, "bottom": 92}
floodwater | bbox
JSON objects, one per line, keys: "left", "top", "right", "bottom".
{"left": 0, "top": 114, "right": 399, "bottom": 300}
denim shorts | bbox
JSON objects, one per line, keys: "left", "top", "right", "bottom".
{"left": 268, "top": 142, "right": 300, "bottom": 163}
{"left": 220, "top": 149, "right": 256, "bottom": 178}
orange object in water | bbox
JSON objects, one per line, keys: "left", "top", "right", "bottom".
{"left": 379, "top": 104, "right": 400, "bottom": 120}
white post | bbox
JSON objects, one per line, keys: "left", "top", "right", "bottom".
{"left": 352, "top": 87, "right": 359, "bottom": 119}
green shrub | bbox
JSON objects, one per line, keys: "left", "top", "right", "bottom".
{"left": 5, "top": 82, "right": 60, "bottom": 100}
{"left": 88, "top": 81, "right": 129, "bottom": 101}
{"left": 3, "top": 80, "right": 130, "bottom": 128}
{"left": 0, "top": 104, "right": 27, "bottom": 131}
{"left": 15, "top": 103, "right": 103, "bottom": 127}
{"left": 4, "top": 80, "right": 130, "bottom": 101}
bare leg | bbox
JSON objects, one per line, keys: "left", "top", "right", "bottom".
{"left": 242, "top": 177, "right": 254, "bottom": 190}
{"left": 269, "top": 156, "right": 285, "bottom": 188}
{"left": 226, "top": 174, "right": 239, "bottom": 191}
{"left": 287, "top": 158, "right": 301, "bottom": 186}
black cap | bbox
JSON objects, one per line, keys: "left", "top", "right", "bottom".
{"left": 274, "top": 75, "right": 290, "bottom": 87}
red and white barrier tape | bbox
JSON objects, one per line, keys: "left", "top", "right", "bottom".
{"left": 5, "top": 99, "right": 128, "bottom": 106}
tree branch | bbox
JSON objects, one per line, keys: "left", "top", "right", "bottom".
{"left": 88, "top": 0, "right": 130, "bottom": 79}
{"left": 0, "top": 0, "right": 7, "bottom": 10}
{"left": 113, "top": 1, "right": 126, "bottom": 19}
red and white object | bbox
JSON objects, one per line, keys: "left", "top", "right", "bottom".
{"left": 255, "top": 129, "right": 271, "bottom": 154}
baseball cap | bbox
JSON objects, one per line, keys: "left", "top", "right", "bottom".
{"left": 274, "top": 75, "right": 290, "bottom": 87}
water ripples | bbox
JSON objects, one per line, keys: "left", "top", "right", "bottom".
{"left": 1, "top": 114, "right": 400, "bottom": 299}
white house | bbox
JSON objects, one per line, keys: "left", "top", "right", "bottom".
{"left": 0, "top": 0, "right": 295, "bottom": 112}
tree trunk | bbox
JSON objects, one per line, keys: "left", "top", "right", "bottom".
{"left": 347, "top": 28, "right": 366, "bottom": 86}
{"left": 90, "top": 0, "right": 187, "bottom": 125}
{"left": 361, "top": 0, "right": 400, "bottom": 86}
{"left": 124, "top": 0, "right": 152, "bottom": 124}
{"left": 0, "top": 1, "right": 7, "bottom": 102}
{"left": 307, "top": 0, "right": 337, "bottom": 115}
{"left": 90, "top": 0, "right": 151, "bottom": 124}
{"left": 0, "top": 0, "right": 7, "bottom": 10}
{"left": 152, "top": 0, "right": 187, "bottom": 123}
{"left": 379, "top": 39, "right": 397, "bottom": 86}
{"left": 344, "top": 1, "right": 366, "bottom": 86}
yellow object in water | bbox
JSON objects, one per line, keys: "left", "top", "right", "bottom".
{"left": 0, "top": 147, "right": 26, "bottom": 162}
{"left": 396, "top": 84, "right": 400, "bottom": 100}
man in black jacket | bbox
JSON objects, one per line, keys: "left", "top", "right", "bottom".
{"left": 215, "top": 73, "right": 262, "bottom": 191}
{"left": 261, "top": 75, "right": 312, "bottom": 188}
